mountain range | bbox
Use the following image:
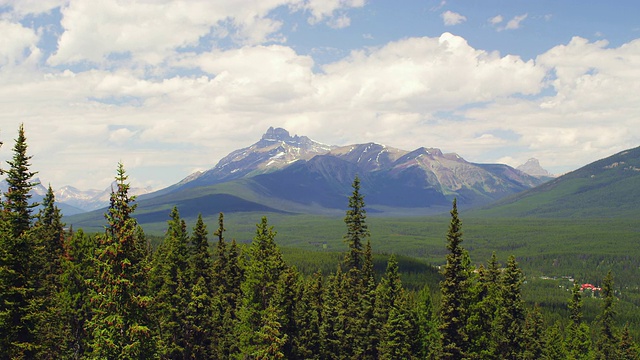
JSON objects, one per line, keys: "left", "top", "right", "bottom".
{"left": 63, "top": 127, "right": 555, "bottom": 229}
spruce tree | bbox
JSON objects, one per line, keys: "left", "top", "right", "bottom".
{"left": 237, "top": 216, "right": 287, "bottom": 357}
{"left": 495, "top": 255, "right": 526, "bottom": 360}
{"left": 58, "top": 229, "right": 96, "bottom": 358}
{"left": 87, "top": 163, "right": 154, "bottom": 358}
{"left": 439, "top": 198, "right": 472, "bottom": 360}
{"left": 2, "top": 124, "right": 38, "bottom": 238}
{"left": 185, "top": 213, "right": 214, "bottom": 358}
{"left": 595, "top": 270, "right": 619, "bottom": 360}
{"left": 566, "top": 282, "right": 592, "bottom": 359}
{"left": 0, "top": 124, "right": 40, "bottom": 358}
{"left": 344, "top": 175, "right": 369, "bottom": 272}
{"left": 151, "top": 206, "right": 191, "bottom": 358}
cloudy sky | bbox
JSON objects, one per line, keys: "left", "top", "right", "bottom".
{"left": 1, "top": 0, "right": 639, "bottom": 191}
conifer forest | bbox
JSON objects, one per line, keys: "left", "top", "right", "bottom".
{"left": 1, "top": 125, "right": 639, "bottom": 359}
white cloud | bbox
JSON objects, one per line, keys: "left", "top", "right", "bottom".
{"left": 489, "top": 14, "right": 503, "bottom": 25}
{"left": 47, "top": 0, "right": 364, "bottom": 67}
{"left": 505, "top": 14, "right": 528, "bottom": 30}
{"left": 441, "top": 10, "right": 466, "bottom": 26}
{"left": 0, "top": 20, "right": 39, "bottom": 66}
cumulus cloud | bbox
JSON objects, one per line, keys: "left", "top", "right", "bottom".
{"left": 0, "top": 20, "right": 39, "bottom": 66}
{"left": 441, "top": 10, "right": 467, "bottom": 26}
{"left": 47, "top": 0, "right": 364, "bottom": 67}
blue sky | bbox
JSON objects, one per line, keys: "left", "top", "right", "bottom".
{"left": 1, "top": 0, "right": 639, "bottom": 191}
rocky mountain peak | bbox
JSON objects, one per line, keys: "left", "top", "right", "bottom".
{"left": 517, "top": 158, "right": 554, "bottom": 178}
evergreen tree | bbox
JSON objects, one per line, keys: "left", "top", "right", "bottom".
{"left": 319, "top": 266, "right": 346, "bottom": 359}
{"left": 467, "top": 253, "right": 501, "bottom": 359}
{"left": 542, "top": 322, "right": 567, "bottom": 360}
{"left": 566, "top": 282, "right": 592, "bottom": 360}
{"left": 58, "top": 229, "right": 96, "bottom": 359}
{"left": 151, "top": 206, "right": 191, "bottom": 358}
{"left": 373, "top": 254, "right": 403, "bottom": 357}
{"left": 439, "top": 198, "right": 472, "bottom": 360}
{"left": 595, "top": 270, "right": 619, "bottom": 360}
{"left": 412, "top": 285, "right": 439, "bottom": 359}
{"left": 343, "top": 175, "right": 369, "bottom": 272}
{"left": 184, "top": 213, "right": 214, "bottom": 358}
{"left": 31, "top": 185, "right": 67, "bottom": 359}
{"left": 0, "top": 124, "right": 40, "bottom": 358}
{"left": 237, "top": 216, "right": 287, "bottom": 357}
{"left": 378, "top": 296, "right": 412, "bottom": 360}
{"left": 2, "top": 124, "right": 38, "bottom": 238}
{"left": 87, "top": 163, "right": 154, "bottom": 358}
{"left": 292, "top": 272, "right": 323, "bottom": 359}
{"left": 618, "top": 324, "right": 639, "bottom": 360}
{"left": 494, "top": 255, "right": 527, "bottom": 360}
{"left": 522, "top": 305, "right": 545, "bottom": 360}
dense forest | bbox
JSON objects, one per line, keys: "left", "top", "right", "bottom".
{"left": 1, "top": 125, "right": 639, "bottom": 359}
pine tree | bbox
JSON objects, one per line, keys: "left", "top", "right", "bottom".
{"left": 379, "top": 296, "right": 412, "bottom": 360}
{"left": 439, "top": 198, "right": 472, "bottom": 360}
{"left": 344, "top": 175, "right": 369, "bottom": 272}
{"left": 595, "top": 270, "right": 619, "bottom": 360}
{"left": 31, "top": 185, "right": 67, "bottom": 359}
{"left": 319, "top": 266, "right": 346, "bottom": 359}
{"left": 292, "top": 272, "right": 323, "bottom": 359}
{"left": 412, "top": 285, "right": 439, "bottom": 359}
{"left": 58, "top": 229, "right": 96, "bottom": 358}
{"left": 566, "top": 282, "right": 592, "bottom": 360}
{"left": 151, "top": 206, "right": 191, "bottom": 358}
{"left": 542, "top": 322, "right": 567, "bottom": 360}
{"left": 87, "top": 162, "right": 154, "bottom": 358}
{"left": 0, "top": 124, "right": 40, "bottom": 358}
{"left": 494, "top": 255, "right": 527, "bottom": 360}
{"left": 618, "top": 324, "right": 639, "bottom": 360}
{"left": 467, "top": 253, "right": 501, "bottom": 359}
{"left": 237, "top": 216, "right": 287, "bottom": 357}
{"left": 2, "top": 124, "right": 38, "bottom": 238}
{"left": 184, "top": 213, "right": 214, "bottom": 358}
{"left": 522, "top": 305, "right": 545, "bottom": 360}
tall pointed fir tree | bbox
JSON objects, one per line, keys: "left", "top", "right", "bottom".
{"left": 466, "top": 252, "right": 501, "bottom": 359}
{"left": 439, "top": 198, "right": 472, "bottom": 360}
{"left": 343, "top": 175, "right": 370, "bottom": 273}
{"left": 58, "top": 229, "right": 96, "bottom": 358}
{"left": 237, "top": 216, "right": 287, "bottom": 357}
{"left": 31, "top": 185, "right": 67, "bottom": 358}
{"left": 0, "top": 124, "right": 40, "bottom": 358}
{"left": 87, "top": 162, "right": 154, "bottom": 358}
{"left": 185, "top": 213, "right": 214, "bottom": 359}
{"left": 150, "top": 206, "right": 191, "bottom": 358}
{"left": 595, "top": 270, "right": 619, "bottom": 360}
{"left": 566, "top": 281, "right": 592, "bottom": 360}
{"left": 494, "top": 255, "right": 527, "bottom": 360}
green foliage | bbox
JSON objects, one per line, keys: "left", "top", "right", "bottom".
{"left": 439, "top": 199, "right": 472, "bottom": 359}
{"left": 344, "top": 175, "right": 370, "bottom": 272}
{"left": 87, "top": 163, "right": 154, "bottom": 358}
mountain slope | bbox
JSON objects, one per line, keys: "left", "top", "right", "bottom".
{"left": 65, "top": 127, "right": 546, "bottom": 228}
{"left": 472, "top": 146, "right": 640, "bottom": 218}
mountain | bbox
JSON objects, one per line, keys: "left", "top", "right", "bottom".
{"left": 147, "top": 126, "right": 335, "bottom": 198}
{"left": 473, "top": 146, "right": 640, "bottom": 218}
{"left": 1, "top": 178, "right": 152, "bottom": 215}
{"left": 55, "top": 183, "right": 153, "bottom": 212}
{"left": 516, "top": 158, "right": 554, "bottom": 179}
{"left": 66, "top": 127, "right": 546, "bottom": 229}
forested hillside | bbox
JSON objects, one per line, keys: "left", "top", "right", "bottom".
{"left": 1, "top": 125, "right": 639, "bottom": 358}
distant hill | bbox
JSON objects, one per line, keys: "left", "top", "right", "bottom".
{"left": 472, "top": 146, "right": 640, "bottom": 218}
{"left": 66, "top": 127, "right": 545, "bottom": 230}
